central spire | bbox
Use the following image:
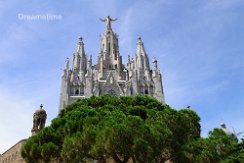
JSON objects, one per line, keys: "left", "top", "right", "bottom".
{"left": 98, "top": 16, "right": 122, "bottom": 79}
{"left": 100, "top": 16, "right": 117, "bottom": 31}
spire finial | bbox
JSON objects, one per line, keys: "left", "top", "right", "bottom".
{"left": 88, "top": 55, "right": 92, "bottom": 68}
{"left": 137, "top": 37, "right": 143, "bottom": 45}
{"left": 152, "top": 57, "right": 158, "bottom": 69}
{"left": 40, "top": 104, "right": 43, "bottom": 108}
{"left": 65, "top": 57, "right": 69, "bottom": 70}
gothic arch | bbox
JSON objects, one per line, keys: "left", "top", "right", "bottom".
{"left": 145, "top": 89, "right": 149, "bottom": 94}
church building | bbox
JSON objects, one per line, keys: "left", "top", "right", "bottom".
{"left": 0, "top": 16, "right": 165, "bottom": 163}
{"left": 59, "top": 16, "right": 165, "bottom": 110}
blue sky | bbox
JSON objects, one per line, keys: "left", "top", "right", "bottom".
{"left": 0, "top": 0, "right": 244, "bottom": 153}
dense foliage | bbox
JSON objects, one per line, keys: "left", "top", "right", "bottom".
{"left": 21, "top": 95, "right": 243, "bottom": 163}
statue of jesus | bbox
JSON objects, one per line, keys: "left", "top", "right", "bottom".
{"left": 100, "top": 16, "right": 117, "bottom": 30}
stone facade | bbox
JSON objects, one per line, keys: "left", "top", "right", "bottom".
{"left": 0, "top": 139, "right": 26, "bottom": 163}
{"left": 59, "top": 16, "right": 165, "bottom": 110}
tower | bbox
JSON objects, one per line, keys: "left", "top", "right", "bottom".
{"left": 59, "top": 16, "right": 165, "bottom": 110}
{"left": 31, "top": 104, "right": 47, "bottom": 135}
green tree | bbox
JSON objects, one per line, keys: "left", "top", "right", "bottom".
{"left": 21, "top": 95, "right": 201, "bottom": 163}
{"left": 209, "top": 129, "right": 238, "bottom": 159}
{"left": 177, "top": 128, "right": 239, "bottom": 163}
{"left": 221, "top": 138, "right": 244, "bottom": 163}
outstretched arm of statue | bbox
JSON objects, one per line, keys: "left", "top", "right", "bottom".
{"left": 99, "top": 18, "right": 106, "bottom": 22}
{"left": 111, "top": 18, "right": 117, "bottom": 22}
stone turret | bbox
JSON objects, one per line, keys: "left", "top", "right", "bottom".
{"left": 135, "top": 37, "right": 150, "bottom": 71}
{"left": 31, "top": 104, "right": 47, "bottom": 135}
{"left": 152, "top": 57, "right": 165, "bottom": 103}
{"left": 70, "top": 37, "right": 87, "bottom": 84}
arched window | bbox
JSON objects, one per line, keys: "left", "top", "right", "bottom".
{"left": 75, "top": 89, "right": 79, "bottom": 95}
{"left": 108, "top": 42, "right": 111, "bottom": 55}
{"left": 145, "top": 90, "right": 149, "bottom": 94}
{"left": 114, "top": 43, "right": 117, "bottom": 59}
{"left": 149, "top": 85, "right": 154, "bottom": 94}
{"left": 80, "top": 86, "right": 84, "bottom": 95}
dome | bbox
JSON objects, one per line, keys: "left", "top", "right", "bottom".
{"left": 35, "top": 104, "right": 46, "bottom": 114}
{"left": 32, "top": 104, "right": 47, "bottom": 135}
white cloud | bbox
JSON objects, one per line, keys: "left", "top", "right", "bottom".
{"left": 117, "top": 0, "right": 169, "bottom": 60}
{"left": 0, "top": 85, "right": 33, "bottom": 153}
{"left": 117, "top": 8, "right": 134, "bottom": 57}
{"left": 0, "top": 27, "right": 28, "bottom": 63}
